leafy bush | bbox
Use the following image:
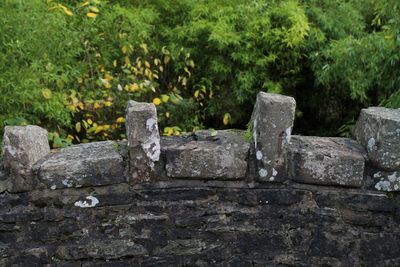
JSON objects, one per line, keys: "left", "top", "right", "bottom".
{"left": 0, "top": 0, "right": 399, "bottom": 150}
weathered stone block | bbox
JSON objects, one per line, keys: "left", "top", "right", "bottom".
{"left": 286, "top": 136, "right": 366, "bottom": 187}
{"left": 56, "top": 240, "right": 147, "bottom": 260}
{"left": 353, "top": 107, "right": 400, "bottom": 171}
{"left": 2, "top": 125, "right": 50, "bottom": 192}
{"left": 125, "top": 100, "right": 161, "bottom": 183}
{"left": 250, "top": 92, "right": 296, "bottom": 182}
{"left": 373, "top": 170, "right": 400, "bottom": 191}
{"left": 33, "top": 141, "right": 125, "bottom": 189}
{"left": 165, "top": 130, "right": 249, "bottom": 179}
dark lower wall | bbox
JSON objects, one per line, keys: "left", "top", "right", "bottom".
{"left": 1, "top": 180, "right": 400, "bottom": 266}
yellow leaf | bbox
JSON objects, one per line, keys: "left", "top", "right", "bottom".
{"left": 93, "top": 102, "right": 101, "bottom": 109}
{"left": 104, "top": 101, "right": 112, "bottom": 107}
{"left": 181, "top": 77, "right": 187, "bottom": 86}
{"left": 87, "top": 119, "right": 93, "bottom": 125}
{"left": 153, "top": 98, "right": 162, "bottom": 106}
{"left": 165, "top": 112, "right": 170, "bottom": 118}
{"left": 129, "top": 83, "right": 139, "bottom": 92}
{"left": 87, "top": 12, "right": 97, "bottom": 18}
{"left": 164, "top": 127, "right": 174, "bottom": 136}
{"left": 104, "top": 74, "right": 113, "bottom": 81}
{"left": 89, "top": 6, "right": 99, "bottom": 13}
{"left": 121, "top": 45, "right": 128, "bottom": 55}
{"left": 164, "top": 56, "right": 170, "bottom": 65}
{"left": 194, "top": 90, "right": 199, "bottom": 98}
{"left": 184, "top": 67, "right": 191, "bottom": 77}
{"left": 113, "top": 60, "right": 117, "bottom": 67}
{"left": 103, "top": 125, "right": 110, "bottom": 131}
{"left": 75, "top": 122, "right": 82, "bottom": 133}
{"left": 77, "top": 102, "right": 84, "bottom": 110}
{"left": 80, "top": 1, "right": 90, "bottom": 7}
{"left": 59, "top": 4, "right": 73, "bottom": 16}
{"left": 116, "top": 117, "right": 125, "bottom": 123}
{"left": 104, "top": 82, "right": 111, "bottom": 89}
{"left": 145, "top": 68, "right": 153, "bottom": 80}
{"left": 161, "top": 94, "right": 169, "bottom": 103}
{"left": 95, "top": 126, "right": 103, "bottom": 134}
{"left": 124, "top": 56, "right": 131, "bottom": 66}
{"left": 145, "top": 61, "right": 150, "bottom": 68}
{"left": 140, "top": 43, "right": 148, "bottom": 54}
{"left": 42, "top": 89, "right": 52, "bottom": 99}
{"left": 223, "top": 113, "right": 231, "bottom": 126}
{"left": 67, "top": 135, "right": 74, "bottom": 141}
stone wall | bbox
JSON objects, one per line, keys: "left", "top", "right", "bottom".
{"left": 1, "top": 92, "right": 400, "bottom": 266}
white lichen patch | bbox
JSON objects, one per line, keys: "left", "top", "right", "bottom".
{"left": 388, "top": 172, "right": 398, "bottom": 182}
{"left": 74, "top": 196, "right": 99, "bottom": 208}
{"left": 367, "top": 138, "right": 376, "bottom": 151}
{"left": 375, "top": 180, "right": 391, "bottom": 191}
{"left": 285, "top": 127, "right": 292, "bottom": 144}
{"left": 259, "top": 168, "right": 268, "bottom": 178}
{"left": 142, "top": 138, "right": 161, "bottom": 162}
{"left": 374, "top": 171, "right": 400, "bottom": 191}
{"left": 253, "top": 119, "right": 258, "bottom": 149}
{"left": 272, "top": 168, "right": 278, "bottom": 177}
{"left": 269, "top": 177, "right": 275, "bottom": 181}
{"left": 146, "top": 118, "right": 157, "bottom": 132}
{"left": 256, "top": 151, "right": 263, "bottom": 160}
{"left": 50, "top": 185, "right": 56, "bottom": 190}
{"left": 62, "top": 179, "right": 73, "bottom": 188}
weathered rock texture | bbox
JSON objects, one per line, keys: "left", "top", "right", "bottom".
{"left": 251, "top": 92, "right": 296, "bottom": 182}
{"left": 286, "top": 136, "right": 366, "bottom": 187}
{"left": 165, "top": 130, "right": 249, "bottom": 179}
{"left": 1, "top": 101, "right": 400, "bottom": 265}
{"left": 125, "top": 100, "right": 161, "bottom": 183}
{"left": 1, "top": 181, "right": 400, "bottom": 266}
{"left": 2, "top": 125, "right": 50, "bottom": 192}
{"left": 33, "top": 141, "right": 126, "bottom": 190}
{"left": 354, "top": 107, "right": 400, "bottom": 171}
{"left": 373, "top": 170, "right": 400, "bottom": 192}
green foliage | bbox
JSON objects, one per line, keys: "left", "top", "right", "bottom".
{"left": 0, "top": 0, "right": 399, "bottom": 149}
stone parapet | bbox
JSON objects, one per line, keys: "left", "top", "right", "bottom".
{"left": 1, "top": 95, "right": 400, "bottom": 265}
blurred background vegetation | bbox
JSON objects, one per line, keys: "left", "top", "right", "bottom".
{"left": 0, "top": 0, "right": 399, "bottom": 148}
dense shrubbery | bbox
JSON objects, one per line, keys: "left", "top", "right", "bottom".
{"left": 0, "top": 0, "right": 399, "bottom": 148}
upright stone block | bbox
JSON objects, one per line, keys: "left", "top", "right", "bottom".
{"left": 125, "top": 100, "right": 161, "bottom": 183}
{"left": 353, "top": 107, "right": 400, "bottom": 171}
{"left": 251, "top": 92, "right": 296, "bottom": 182}
{"left": 2, "top": 125, "right": 50, "bottom": 192}
{"left": 286, "top": 136, "right": 366, "bottom": 187}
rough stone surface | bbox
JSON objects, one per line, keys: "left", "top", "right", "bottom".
{"left": 2, "top": 103, "right": 400, "bottom": 265}
{"left": 2, "top": 125, "right": 50, "bottom": 192}
{"left": 251, "top": 92, "right": 296, "bottom": 182}
{"left": 354, "top": 107, "right": 400, "bottom": 171}
{"left": 1, "top": 180, "right": 400, "bottom": 266}
{"left": 125, "top": 100, "right": 161, "bottom": 183}
{"left": 286, "top": 136, "right": 366, "bottom": 187}
{"left": 164, "top": 130, "right": 249, "bottom": 179}
{"left": 373, "top": 170, "right": 400, "bottom": 191}
{"left": 33, "top": 141, "right": 126, "bottom": 189}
